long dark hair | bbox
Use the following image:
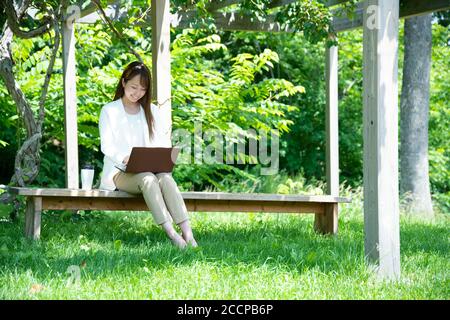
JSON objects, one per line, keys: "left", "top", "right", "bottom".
{"left": 113, "top": 61, "right": 153, "bottom": 139}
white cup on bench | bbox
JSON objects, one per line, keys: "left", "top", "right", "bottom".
{"left": 81, "top": 164, "right": 95, "bottom": 190}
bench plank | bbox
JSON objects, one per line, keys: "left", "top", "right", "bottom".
{"left": 7, "top": 187, "right": 351, "bottom": 203}
{"left": 2, "top": 187, "right": 352, "bottom": 239}
{"left": 42, "top": 197, "right": 326, "bottom": 214}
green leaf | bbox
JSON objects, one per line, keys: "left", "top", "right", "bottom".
{"left": 114, "top": 240, "right": 122, "bottom": 251}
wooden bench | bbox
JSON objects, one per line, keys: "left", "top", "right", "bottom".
{"left": 6, "top": 187, "right": 351, "bottom": 240}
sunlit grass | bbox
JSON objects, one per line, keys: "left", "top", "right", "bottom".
{"left": 0, "top": 189, "right": 448, "bottom": 299}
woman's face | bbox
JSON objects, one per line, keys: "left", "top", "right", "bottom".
{"left": 122, "top": 75, "right": 147, "bottom": 103}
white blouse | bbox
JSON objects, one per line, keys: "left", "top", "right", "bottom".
{"left": 98, "top": 98, "right": 172, "bottom": 190}
{"left": 125, "top": 109, "right": 146, "bottom": 148}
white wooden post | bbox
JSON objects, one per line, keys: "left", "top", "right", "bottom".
{"left": 62, "top": 11, "right": 79, "bottom": 189}
{"left": 326, "top": 41, "right": 339, "bottom": 197}
{"left": 315, "top": 40, "right": 339, "bottom": 235}
{"left": 151, "top": 0, "right": 172, "bottom": 145}
{"left": 363, "top": 0, "right": 401, "bottom": 279}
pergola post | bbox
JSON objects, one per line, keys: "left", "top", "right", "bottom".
{"left": 325, "top": 41, "right": 339, "bottom": 198}
{"left": 315, "top": 39, "right": 339, "bottom": 235}
{"left": 62, "top": 10, "right": 79, "bottom": 189}
{"left": 362, "top": 0, "right": 401, "bottom": 279}
{"left": 151, "top": 0, "right": 172, "bottom": 145}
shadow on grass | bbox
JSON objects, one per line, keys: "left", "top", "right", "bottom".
{"left": 399, "top": 220, "right": 449, "bottom": 256}
{"left": 0, "top": 210, "right": 447, "bottom": 282}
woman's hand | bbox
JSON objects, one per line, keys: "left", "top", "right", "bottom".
{"left": 123, "top": 155, "right": 130, "bottom": 165}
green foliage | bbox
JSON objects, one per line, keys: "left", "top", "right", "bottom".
{"left": 170, "top": 29, "right": 304, "bottom": 190}
{"left": 172, "top": 0, "right": 338, "bottom": 44}
{"left": 218, "top": 30, "right": 356, "bottom": 182}
{"left": 1, "top": 18, "right": 303, "bottom": 190}
{"left": 428, "top": 23, "right": 450, "bottom": 213}
{"left": 214, "top": 22, "right": 448, "bottom": 213}
{"left": 0, "top": 1, "right": 447, "bottom": 214}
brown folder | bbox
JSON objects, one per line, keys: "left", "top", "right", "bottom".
{"left": 116, "top": 147, "right": 181, "bottom": 173}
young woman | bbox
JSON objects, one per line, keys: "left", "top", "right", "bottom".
{"left": 98, "top": 61, "right": 197, "bottom": 249}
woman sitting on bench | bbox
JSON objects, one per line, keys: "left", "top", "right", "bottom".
{"left": 98, "top": 61, "right": 197, "bottom": 249}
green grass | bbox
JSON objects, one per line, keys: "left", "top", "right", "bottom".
{"left": 0, "top": 200, "right": 448, "bottom": 299}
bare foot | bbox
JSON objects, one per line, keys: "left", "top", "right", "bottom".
{"left": 170, "top": 233, "right": 187, "bottom": 249}
{"left": 187, "top": 238, "right": 198, "bottom": 248}
{"left": 182, "top": 233, "right": 198, "bottom": 248}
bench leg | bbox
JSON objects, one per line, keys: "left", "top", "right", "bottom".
{"left": 25, "top": 197, "right": 42, "bottom": 240}
{"left": 314, "top": 203, "right": 338, "bottom": 235}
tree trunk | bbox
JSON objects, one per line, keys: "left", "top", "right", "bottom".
{"left": 0, "top": 0, "right": 61, "bottom": 191}
{"left": 400, "top": 14, "right": 434, "bottom": 218}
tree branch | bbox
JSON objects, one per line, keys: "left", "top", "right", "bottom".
{"left": 0, "top": 1, "right": 63, "bottom": 189}
{"left": 0, "top": 28, "right": 38, "bottom": 137}
{"left": 17, "top": 0, "right": 32, "bottom": 18}
{"left": 92, "top": 0, "right": 143, "bottom": 62}
{"left": 14, "top": 132, "right": 42, "bottom": 186}
{"left": 3, "top": 0, "right": 52, "bottom": 39}
{"left": 38, "top": 10, "right": 61, "bottom": 129}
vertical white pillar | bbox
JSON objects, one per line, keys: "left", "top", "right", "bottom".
{"left": 325, "top": 41, "right": 339, "bottom": 197}
{"left": 315, "top": 39, "right": 339, "bottom": 236}
{"left": 151, "top": 0, "right": 172, "bottom": 146}
{"left": 62, "top": 11, "right": 79, "bottom": 189}
{"left": 363, "top": 0, "right": 401, "bottom": 280}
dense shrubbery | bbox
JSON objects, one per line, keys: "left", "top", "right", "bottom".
{"left": 0, "top": 17, "right": 448, "bottom": 213}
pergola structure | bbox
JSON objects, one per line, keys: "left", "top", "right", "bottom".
{"left": 21, "top": 0, "right": 450, "bottom": 280}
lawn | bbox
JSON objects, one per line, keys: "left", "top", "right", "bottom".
{"left": 0, "top": 199, "right": 448, "bottom": 299}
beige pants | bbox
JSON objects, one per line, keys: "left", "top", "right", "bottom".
{"left": 113, "top": 171, "right": 189, "bottom": 225}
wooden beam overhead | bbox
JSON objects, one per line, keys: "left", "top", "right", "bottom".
{"left": 173, "top": 9, "right": 350, "bottom": 33}
{"left": 206, "top": 0, "right": 242, "bottom": 12}
{"left": 399, "top": 0, "right": 450, "bottom": 19}
{"left": 202, "top": 0, "right": 356, "bottom": 12}
{"left": 268, "top": 0, "right": 356, "bottom": 9}
{"left": 177, "top": 0, "right": 357, "bottom": 16}
{"left": 175, "top": 0, "right": 450, "bottom": 33}
{"left": 73, "top": 0, "right": 449, "bottom": 33}
{"left": 172, "top": 10, "right": 292, "bottom": 32}
{"left": 333, "top": 0, "right": 450, "bottom": 32}
{"left": 77, "top": 5, "right": 125, "bottom": 24}
{"left": 79, "top": 0, "right": 119, "bottom": 19}
{"left": 332, "top": 3, "right": 364, "bottom": 32}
